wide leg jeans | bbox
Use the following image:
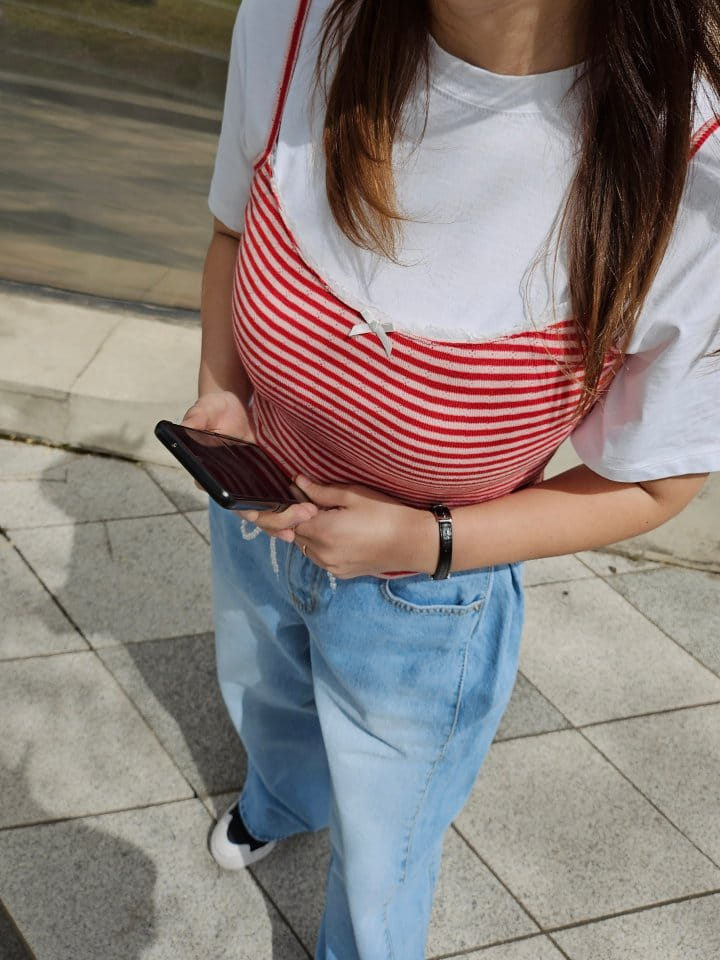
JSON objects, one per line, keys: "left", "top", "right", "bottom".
{"left": 209, "top": 498, "right": 524, "bottom": 960}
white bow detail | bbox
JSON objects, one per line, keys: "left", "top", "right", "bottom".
{"left": 348, "top": 310, "right": 394, "bottom": 357}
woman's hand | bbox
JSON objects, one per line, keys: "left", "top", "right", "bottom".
{"left": 181, "top": 390, "right": 256, "bottom": 441}
{"left": 282, "top": 475, "right": 436, "bottom": 578}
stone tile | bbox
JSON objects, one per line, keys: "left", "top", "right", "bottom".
{"left": 250, "top": 829, "right": 330, "bottom": 954}
{"left": 0, "top": 291, "right": 119, "bottom": 397}
{"left": 0, "top": 537, "right": 86, "bottom": 659}
{"left": 494, "top": 673, "right": 570, "bottom": 741}
{"left": 0, "top": 652, "right": 192, "bottom": 827}
{"left": 427, "top": 829, "right": 539, "bottom": 956}
{"left": 520, "top": 579, "right": 720, "bottom": 725}
{"left": 144, "top": 462, "right": 209, "bottom": 513}
{"left": 185, "top": 508, "right": 210, "bottom": 542}
{"left": 202, "top": 791, "right": 237, "bottom": 820}
{"left": 575, "top": 550, "right": 661, "bottom": 577}
{"left": 523, "top": 554, "right": 595, "bottom": 587}
{"left": 0, "top": 903, "right": 34, "bottom": 960}
{"left": 554, "top": 893, "right": 720, "bottom": 960}
{"left": 0, "top": 440, "right": 175, "bottom": 529}
{"left": 452, "top": 937, "right": 565, "bottom": 959}
{"left": 0, "top": 386, "right": 69, "bottom": 451}
{"left": 455, "top": 730, "right": 720, "bottom": 928}
{"left": 251, "top": 824, "right": 538, "bottom": 956}
{"left": 70, "top": 316, "right": 200, "bottom": 465}
{"left": 12, "top": 515, "right": 213, "bottom": 647}
{"left": 584, "top": 704, "right": 720, "bottom": 864}
{"left": 611, "top": 473, "right": 720, "bottom": 572}
{"left": 608, "top": 567, "right": 720, "bottom": 677}
{"left": 0, "top": 800, "right": 306, "bottom": 960}
{"left": 100, "top": 635, "right": 246, "bottom": 798}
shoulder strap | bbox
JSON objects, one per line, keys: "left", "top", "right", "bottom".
{"left": 690, "top": 116, "right": 720, "bottom": 159}
{"left": 255, "top": 0, "right": 313, "bottom": 170}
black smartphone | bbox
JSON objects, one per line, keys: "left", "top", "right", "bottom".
{"left": 154, "top": 420, "right": 309, "bottom": 511}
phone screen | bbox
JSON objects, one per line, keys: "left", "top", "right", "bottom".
{"left": 158, "top": 422, "right": 300, "bottom": 505}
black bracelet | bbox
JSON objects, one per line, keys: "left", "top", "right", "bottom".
{"left": 429, "top": 504, "right": 453, "bottom": 580}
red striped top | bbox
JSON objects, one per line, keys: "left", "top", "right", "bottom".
{"left": 229, "top": 0, "right": 717, "bottom": 510}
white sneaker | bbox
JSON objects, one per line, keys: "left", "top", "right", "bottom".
{"left": 209, "top": 802, "right": 277, "bottom": 870}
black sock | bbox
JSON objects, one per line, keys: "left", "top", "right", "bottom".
{"left": 227, "top": 805, "right": 268, "bottom": 850}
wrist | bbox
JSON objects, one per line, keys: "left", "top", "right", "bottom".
{"left": 405, "top": 507, "right": 441, "bottom": 576}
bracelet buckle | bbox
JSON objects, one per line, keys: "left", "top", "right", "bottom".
{"left": 429, "top": 504, "right": 453, "bottom": 580}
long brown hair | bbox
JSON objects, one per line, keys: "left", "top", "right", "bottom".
{"left": 317, "top": 0, "right": 720, "bottom": 415}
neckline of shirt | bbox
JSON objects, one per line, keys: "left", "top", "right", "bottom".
{"left": 428, "top": 33, "right": 583, "bottom": 115}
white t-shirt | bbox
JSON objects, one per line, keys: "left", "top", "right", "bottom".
{"left": 209, "top": 0, "right": 720, "bottom": 483}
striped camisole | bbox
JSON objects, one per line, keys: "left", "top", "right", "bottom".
{"left": 230, "top": 0, "right": 718, "bottom": 510}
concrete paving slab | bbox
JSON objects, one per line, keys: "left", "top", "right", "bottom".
{"left": 0, "top": 438, "right": 72, "bottom": 481}
{"left": 250, "top": 824, "right": 538, "bottom": 956}
{"left": 0, "top": 904, "right": 33, "bottom": 960}
{"left": 607, "top": 567, "right": 720, "bottom": 677}
{"left": 455, "top": 730, "right": 720, "bottom": 928}
{"left": 494, "top": 673, "right": 571, "bottom": 742}
{"left": 144, "top": 462, "right": 209, "bottom": 513}
{"left": 249, "top": 829, "right": 329, "bottom": 954}
{"left": 584, "top": 704, "right": 720, "bottom": 864}
{"left": 0, "top": 536, "right": 86, "bottom": 660}
{"left": 0, "top": 651, "right": 192, "bottom": 828}
{"left": 184, "top": 508, "right": 211, "bottom": 542}
{"left": 0, "top": 294, "right": 200, "bottom": 464}
{"left": 575, "top": 549, "right": 661, "bottom": 576}
{"left": 523, "top": 554, "right": 594, "bottom": 587}
{"left": 70, "top": 315, "right": 199, "bottom": 464}
{"left": 426, "top": 829, "right": 539, "bottom": 956}
{"left": 0, "top": 439, "right": 176, "bottom": 529}
{"left": 520, "top": 579, "right": 720, "bottom": 725}
{"left": 99, "top": 634, "right": 246, "bottom": 798}
{"left": 0, "top": 800, "right": 307, "bottom": 960}
{"left": 553, "top": 893, "right": 720, "bottom": 960}
{"left": 11, "top": 515, "right": 213, "bottom": 647}
{"left": 0, "top": 385, "right": 70, "bottom": 450}
{"left": 454, "top": 937, "right": 565, "bottom": 959}
{"left": 0, "top": 290, "right": 119, "bottom": 398}
{"left": 202, "top": 791, "right": 237, "bottom": 821}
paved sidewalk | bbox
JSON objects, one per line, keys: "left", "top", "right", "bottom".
{"left": 1, "top": 435, "right": 719, "bottom": 959}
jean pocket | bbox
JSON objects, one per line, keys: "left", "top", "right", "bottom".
{"left": 380, "top": 568, "right": 493, "bottom": 615}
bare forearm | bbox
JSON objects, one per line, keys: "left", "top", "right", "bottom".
{"left": 198, "top": 228, "right": 252, "bottom": 401}
{"left": 412, "top": 466, "right": 708, "bottom": 574}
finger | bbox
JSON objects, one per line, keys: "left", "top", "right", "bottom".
{"left": 181, "top": 405, "right": 208, "bottom": 429}
{"left": 275, "top": 528, "right": 296, "bottom": 543}
{"left": 293, "top": 474, "right": 351, "bottom": 508}
{"left": 235, "top": 509, "right": 260, "bottom": 523}
{"left": 237, "top": 502, "right": 317, "bottom": 532}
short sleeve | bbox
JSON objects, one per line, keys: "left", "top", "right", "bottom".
{"left": 208, "top": 0, "right": 298, "bottom": 232}
{"left": 570, "top": 126, "right": 720, "bottom": 482}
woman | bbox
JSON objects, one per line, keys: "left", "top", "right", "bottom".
{"left": 183, "top": 1, "right": 720, "bottom": 957}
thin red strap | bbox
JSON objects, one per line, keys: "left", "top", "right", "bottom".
{"left": 690, "top": 116, "right": 720, "bottom": 159}
{"left": 255, "top": 0, "right": 313, "bottom": 170}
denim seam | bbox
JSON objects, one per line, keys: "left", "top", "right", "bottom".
{"left": 383, "top": 902, "right": 395, "bottom": 960}
{"left": 380, "top": 578, "right": 491, "bottom": 616}
{"left": 393, "top": 565, "right": 495, "bottom": 891}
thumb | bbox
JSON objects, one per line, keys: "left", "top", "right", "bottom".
{"left": 293, "top": 474, "right": 349, "bottom": 508}
{"left": 181, "top": 404, "right": 209, "bottom": 430}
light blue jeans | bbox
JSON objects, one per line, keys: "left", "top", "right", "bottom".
{"left": 209, "top": 498, "right": 524, "bottom": 960}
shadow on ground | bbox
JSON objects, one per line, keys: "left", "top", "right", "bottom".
{"left": 0, "top": 767, "right": 157, "bottom": 960}
{"left": 3, "top": 454, "right": 306, "bottom": 959}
